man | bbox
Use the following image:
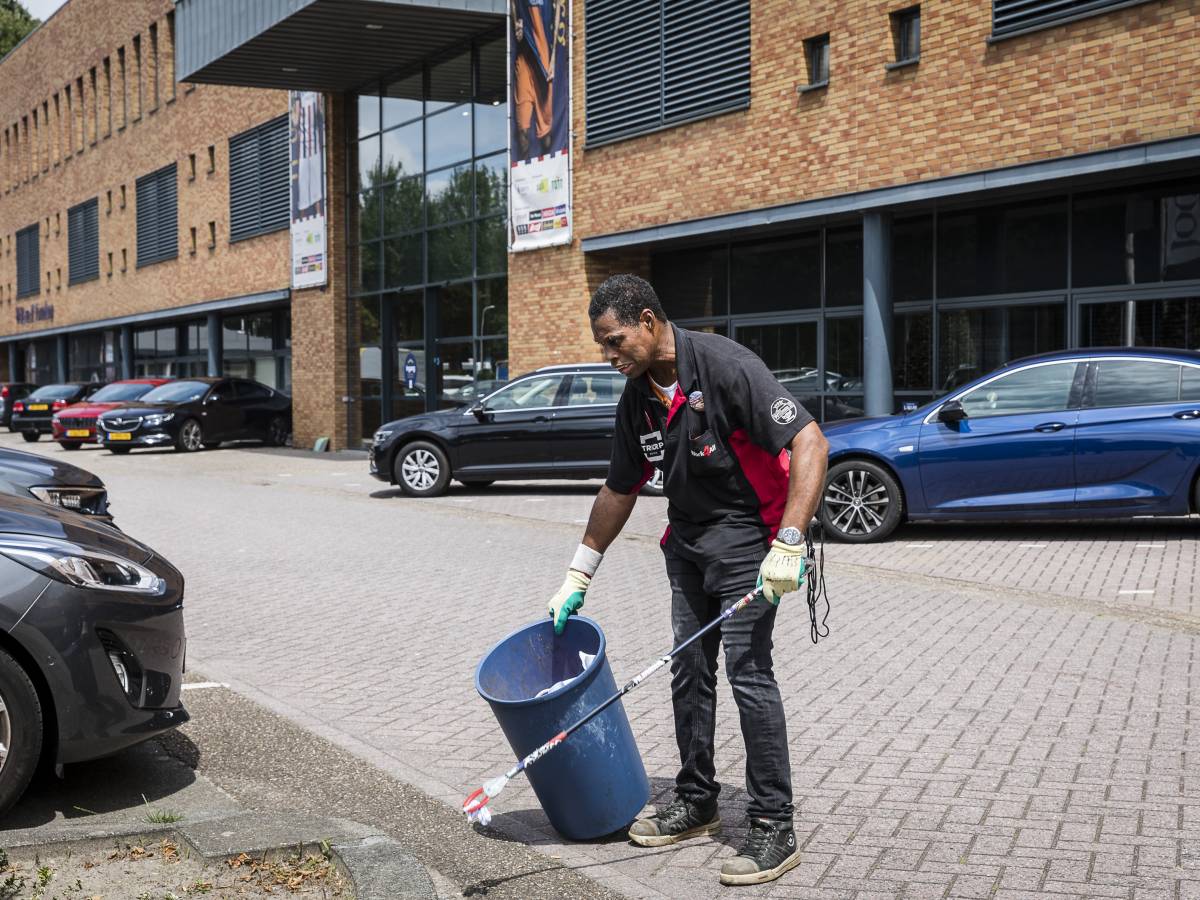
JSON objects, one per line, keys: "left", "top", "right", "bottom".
{"left": 511, "top": 0, "right": 555, "bottom": 160}
{"left": 546, "top": 274, "right": 829, "bottom": 886}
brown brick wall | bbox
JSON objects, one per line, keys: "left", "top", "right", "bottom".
{"left": 509, "top": 0, "right": 1200, "bottom": 374}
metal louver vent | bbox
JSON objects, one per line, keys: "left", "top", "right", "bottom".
{"left": 991, "top": 0, "right": 1153, "bottom": 39}
{"left": 136, "top": 164, "right": 178, "bottom": 268}
{"left": 229, "top": 115, "right": 290, "bottom": 243}
{"left": 585, "top": 0, "right": 750, "bottom": 147}
{"left": 16, "top": 224, "right": 39, "bottom": 298}
{"left": 68, "top": 198, "right": 100, "bottom": 285}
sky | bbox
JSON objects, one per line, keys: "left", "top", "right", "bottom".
{"left": 23, "top": 0, "right": 69, "bottom": 23}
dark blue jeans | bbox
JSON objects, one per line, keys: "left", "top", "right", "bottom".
{"left": 665, "top": 548, "right": 794, "bottom": 822}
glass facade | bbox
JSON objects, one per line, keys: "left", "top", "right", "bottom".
{"left": 651, "top": 175, "right": 1200, "bottom": 420}
{"left": 349, "top": 30, "right": 508, "bottom": 442}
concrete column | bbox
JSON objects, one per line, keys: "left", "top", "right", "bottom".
{"left": 56, "top": 334, "right": 68, "bottom": 383}
{"left": 862, "top": 212, "right": 894, "bottom": 417}
{"left": 7, "top": 345, "right": 17, "bottom": 383}
{"left": 120, "top": 325, "right": 134, "bottom": 379}
{"left": 206, "top": 312, "right": 222, "bottom": 376}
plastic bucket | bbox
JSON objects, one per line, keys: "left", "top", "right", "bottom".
{"left": 475, "top": 616, "right": 650, "bottom": 840}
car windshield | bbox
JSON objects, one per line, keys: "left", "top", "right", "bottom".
{"left": 28, "top": 385, "right": 80, "bottom": 400}
{"left": 141, "top": 381, "right": 210, "bottom": 403}
{"left": 88, "top": 382, "right": 158, "bottom": 402}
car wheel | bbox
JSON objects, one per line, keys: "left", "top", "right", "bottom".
{"left": 109, "top": 447, "right": 132, "bottom": 455}
{"left": 0, "top": 649, "right": 43, "bottom": 816}
{"left": 21, "top": 432, "right": 38, "bottom": 443}
{"left": 175, "top": 419, "right": 203, "bottom": 452}
{"left": 58, "top": 442, "right": 82, "bottom": 451}
{"left": 819, "top": 459, "right": 904, "bottom": 543}
{"left": 458, "top": 478, "right": 495, "bottom": 488}
{"left": 266, "top": 416, "right": 289, "bottom": 447}
{"left": 641, "top": 468, "right": 664, "bottom": 496}
{"left": 394, "top": 440, "right": 451, "bottom": 497}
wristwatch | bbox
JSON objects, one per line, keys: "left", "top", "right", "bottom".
{"left": 776, "top": 526, "right": 804, "bottom": 546}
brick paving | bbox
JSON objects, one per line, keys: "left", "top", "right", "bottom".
{"left": 9, "top": 435, "right": 1200, "bottom": 899}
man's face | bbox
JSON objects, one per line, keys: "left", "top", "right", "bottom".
{"left": 592, "top": 310, "right": 658, "bottom": 379}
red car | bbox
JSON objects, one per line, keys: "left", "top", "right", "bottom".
{"left": 52, "top": 379, "right": 171, "bottom": 450}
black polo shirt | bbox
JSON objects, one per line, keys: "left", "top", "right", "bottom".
{"left": 606, "top": 325, "right": 816, "bottom": 562}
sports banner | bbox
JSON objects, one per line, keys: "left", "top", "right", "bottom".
{"left": 289, "top": 91, "right": 328, "bottom": 288}
{"left": 509, "top": 0, "right": 571, "bottom": 251}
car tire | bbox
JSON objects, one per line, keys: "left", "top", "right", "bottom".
{"left": 819, "top": 459, "right": 904, "bottom": 543}
{"left": 109, "top": 447, "right": 132, "bottom": 455}
{"left": 640, "top": 468, "right": 665, "bottom": 496}
{"left": 266, "top": 416, "right": 289, "bottom": 448}
{"left": 0, "top": 649, "right": 43, "bottom": 817}
{"left": 394, "top": 440, "right": 451, "bottom": 498}
{"left": 21, "top": 432, "right": 38, "bottom": 443}
{"left": 202, "top": 441, "right": 221, "bottom": 450}
{"left": 175, "top": 418, "right": 203, "bottom": 453}
{"left": 58, "top": 442, "right": 82, "bottom": 451}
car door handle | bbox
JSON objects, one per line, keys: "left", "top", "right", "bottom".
{"left": 1034, "top": 422, "right": 1066, "bottom": 433}
{"left": 1174, "top": 409, "right": 1200, "bottom": 420}
{"left": 532, "top": 415, "right": 550, "bottom": 423}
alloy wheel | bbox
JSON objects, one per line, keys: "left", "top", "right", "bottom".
{"left": 824, "top": 468, "right": 890, "bottom": 537}
{"left": 401, "top": 448, "right": 440, "bottom": 491}
{"left": 181, "top": 421, "right": 202, "bottom": 451}
{"left": 0, "top": 692, "right": 10, "bottom": 779}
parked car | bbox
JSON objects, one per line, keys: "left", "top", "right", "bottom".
{"left": 0, "top": 491, "right": 186, "bottom": 815}
{"left": 51, "top": 378, "right": 172, "bottom": 450}
{"left": 0, "top": 383, "right": 37, "bottom": 429}
{"left": 370, "top": 363, "right": 629, "bottom": 497}
{"left": 819, "top": 347, "right": 1200, "bottom": 542}
{"left": 11, "top": 383, "right": 107, "bottom": 442}
{"left": 97, "top": 377, "right": 292, "bottom": 453}
{"left": 451, "top": 378, "right": 509, "bottom": 404}
{"left": 0, "top": 446, "right": 113, "bottom": 524}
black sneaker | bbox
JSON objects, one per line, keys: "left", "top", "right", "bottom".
{"left": 628, "top": 797, "right": 720, "bottom": 847}
{"left": 719, "top": 818, "right": 800, "bottom": 886}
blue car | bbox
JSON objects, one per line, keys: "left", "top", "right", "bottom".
{"left": 819, "top": 348, "right": 1200, "bottom": 542}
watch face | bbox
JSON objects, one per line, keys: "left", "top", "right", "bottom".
{"left": 778, "top": 527, "right": 803, "bottom": 545}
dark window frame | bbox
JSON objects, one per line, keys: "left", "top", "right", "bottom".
{"left": 228, "top": 115, "right": 290, "bottom": 243}
{"left": 890, "top": 6, "right": 921, "bottom": 66}
{"left": 67, "top": 198, "right": 100, "bottom": 285}
{"left": 803, "top": 34, "right": 830, "bottom": 89}
{"left": 16, "top": 224, "right": 40, "bottom": 298}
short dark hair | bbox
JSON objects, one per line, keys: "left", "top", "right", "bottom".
{"left": 588, "top": 274, "right": 667, "bottom": 326}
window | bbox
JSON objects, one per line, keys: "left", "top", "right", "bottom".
{"left": 149, "top": 23, "right": 160, "bottom": 109}
{"left": 804, "top": 34, "right": 830, "bottom": 87}
{"left": 938, "top": 303, "right": 1066, "bottom": 390}
{"left": 938, "top": 198, "right": 1068, "bottom": 298}
{"left": 485, "top": 375, "right": 565, "bottom": 410}
{"left": 16, "top": 224, "right": 39, "bottom": 297}
{"left": 991, "top": 0, "right": 1150, "bottom": 40}
{"left": 132, "top": 34, "right": 143, "bottom": 119}
{"left": 135, "top": 163, "right": 178, "bottom": 266}
{"left": 959, "top": 362, "right": 1078, "bottom": 419}
{"left": 228, "top": 116, "right": 289, "bottom": 241}
{"left": 654, "top": 247, "right": 730, "bottom": 320}
{"left": 1182, "top": 367, "right": 1200, "bottom": 402}
{"left": 730, "top": 234, "right": 821, "bottom": 313}
{"left": 891, "top": 7, "right": 920, "bottom": 65}
{"left": 584, "top": 0, "right": 751, "bottom": 146}
{"left": 567, "top": 373, "right": 624, "bottom": 406}
{"left": 67, "top": 198, "right": 100, "bottom": 284}
{"left": 1134, "top": 298, "right": 1200, "bottom": 349}
{"left": 1091, "top": 360, "right": 1182, "bottom": 408}
{"left": 237, "top": 381, "right": 273, "bottom": 400}
{"left": 117, "top": 47, "right": 127, "bottom": 127}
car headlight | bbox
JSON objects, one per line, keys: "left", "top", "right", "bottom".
{"left": 0, "top": 536, "right": 164, "bottom": 595}
{"left": 373, "top": 428, "right": 394, "bottom": 443}
{"left": 29, "top": 486, "right": 108, "bottom": 515}
{"left": 144, "top": 413, "right": 174, "bottom": 427}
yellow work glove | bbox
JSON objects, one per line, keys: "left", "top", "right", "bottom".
{"left": 756, "top": 540, "right": 808, "bottom": 605}
{"left": 548, "top": 570, "right": 590, "bottom": 635}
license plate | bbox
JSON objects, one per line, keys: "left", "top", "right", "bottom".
{"left": 28, "top": 404, "right": 47, "bottom": 411}
{"left": 109, "top": 432, "right": 132, "bottom": 441}
{"left": 66, "top": 429, "right": 90, "bottom": 437}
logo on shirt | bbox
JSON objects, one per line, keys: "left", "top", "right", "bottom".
{"left": 770, "top": 397, "right": 798, "bottom": 425}
{"left": 690, "top": 441, "right": 717, "bottom": 458}
{"left": 639, "top": 430, "right": 665, "bottom": 463}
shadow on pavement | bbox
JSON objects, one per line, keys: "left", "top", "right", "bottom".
{"left": 371, "top": 482, "right": 604, "bottom": 501}
{"left": 883, "top": 517, "right": 1199, "bottom": 545}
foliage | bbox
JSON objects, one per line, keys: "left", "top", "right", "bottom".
{"left": 0, "top": 0, "right": 39, "bottom": 61}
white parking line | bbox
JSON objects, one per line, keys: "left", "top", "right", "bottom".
{"left": 907, "top": 543, "right": 935, "bottom": 549}
{"left": 344, "top": 483, "right": 362, "bottom": 488}
{"left": 525, "top": 498, "right": 546, "bottom": 503}
{"left": 181, "top": 682, "right": 229, "bottom": 691}
{"left": 1118, "top": 589, "right": 1154, "bottom": 595}
{"left": 1136, "top": 544, "right": 1167, "bottom": 549}
{"left": 275, "top": 473, "right": 293, "bottom": 477}
{"left": 1019, "top": 543, "right": 1048, "bottom": 549}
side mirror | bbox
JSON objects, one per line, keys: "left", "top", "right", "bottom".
{"left": 938, "top": 399, "right": 967, "bottom": 424}
{"left": 470, "top": 402, "right": 488, "bottom": 422}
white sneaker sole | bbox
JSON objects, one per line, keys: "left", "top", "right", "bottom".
{"left": 719, "top": 847, "right": 802, "bottom": 886}
{"left": 628, "top": 818, "right": 721, "bottom": 847}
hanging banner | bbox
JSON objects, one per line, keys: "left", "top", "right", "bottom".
{"left": 290, "top": 91, "right": 328, "bottom": 288}
{"left": 509, "top": 0, "right": 571, "bottom": 251}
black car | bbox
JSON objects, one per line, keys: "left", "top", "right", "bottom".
{"left": 0, "top": 446, "right": 113, "bottom": 523}
{"left": 0, "top": 491, "right": 186, "bottom": 815}
{"left": 97, "top": 377, "right": 292, "bottom": 453}
{"left": 11, "top": 383, "right": 107, "bottom": 441}
{"left": 370, "top": 363, "right": 630, "bottom": 497}
{"left": 0, "top": 383, "right": 36, "bottom": 428}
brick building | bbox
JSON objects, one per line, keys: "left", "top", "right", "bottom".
{"left": 0, "top": 0, "right": 304, "bottom": 430}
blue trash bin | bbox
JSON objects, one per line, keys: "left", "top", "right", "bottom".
{"left": 475, "top": 616, "right": 650, "bottom": 840}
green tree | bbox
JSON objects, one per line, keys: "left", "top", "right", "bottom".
{"left": 0, "top": 0, "right": 39, "bottom": 61}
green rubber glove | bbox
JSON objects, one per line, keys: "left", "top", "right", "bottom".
{"left": 756, "top": 540, "right": 808, "bottom": 605}
{"left": 548, "top": 570, "right": 590, "bottom": 635}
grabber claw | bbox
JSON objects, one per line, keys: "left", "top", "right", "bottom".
{"left": 463, "top": 775, "right": 509, "bottom": 825}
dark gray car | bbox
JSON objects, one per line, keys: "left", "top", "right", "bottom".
{"left": 0, "top": 492, "right": 187, "bottom": 816}
{"left": 0, "top": 446, "right": 112, "bottom": 523}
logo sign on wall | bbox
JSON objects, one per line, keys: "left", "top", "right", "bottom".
{"left": 290, "top": 91, "right": 328, "bottom": 289}
{"left": 509, "top": 0, "right": 571, "bottom": 252}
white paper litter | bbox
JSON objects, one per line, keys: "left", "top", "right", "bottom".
{"left": 534, "top": 651, "right": 597, "bottom": 698}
